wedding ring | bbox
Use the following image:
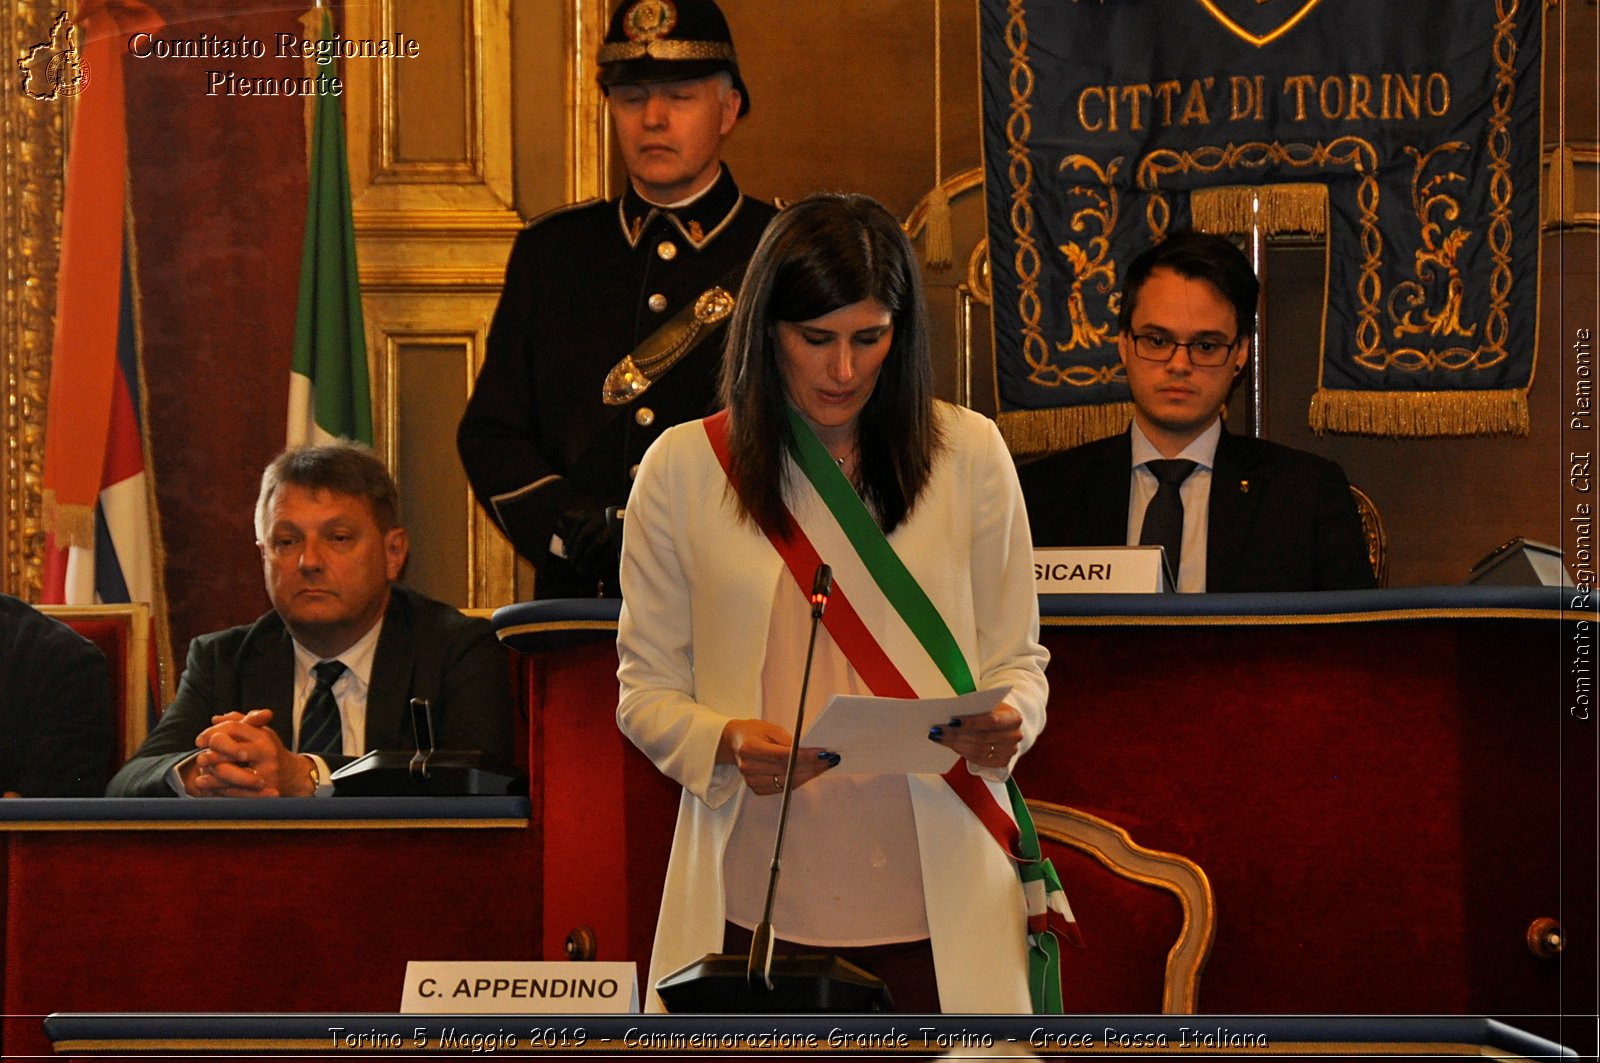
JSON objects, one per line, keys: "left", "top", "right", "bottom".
{"left": 988, "top": 743, "right": 996, "bottom": 758}
{"left": 772, "top": 774, "right": 782, "bottom": 791}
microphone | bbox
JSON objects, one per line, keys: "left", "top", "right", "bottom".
{"left": 748, "top": 563, "right": 830, "bottom": 992}
{"left": 810, "top": 564, "right": 832, "bottom": 619}
{"left": 326, "top": 696, "right": 518, "bottom": 796}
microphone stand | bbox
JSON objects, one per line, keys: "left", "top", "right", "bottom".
{"left": 654, "top": 563, "right": 892, "bottom": 1013}
{"left": 747, "top": 565, "right": 830, "bottom": 991}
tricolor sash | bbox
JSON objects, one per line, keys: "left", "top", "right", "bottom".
{"left": 703, "top": 408, "right": 1078, "bottom": 1014}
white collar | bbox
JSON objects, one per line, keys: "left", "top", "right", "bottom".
{"left": 291, "top": 614, "right": 384, "bottom": 689}
{"left": 1130, "top": 417, "right": 1222, "bottom": 471}
{"left": 634, "top": 174, "right": 720, "bottom": 211}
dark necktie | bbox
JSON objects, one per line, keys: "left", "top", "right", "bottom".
{"left": 297, "top": 659, "right": 348, "bottom": 755}
{"left": 1139, "top": 459, "right": 1198, "bottom": 585}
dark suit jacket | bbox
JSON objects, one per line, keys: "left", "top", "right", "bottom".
{"left": 1018, "top": 429, "right": 1377, "bottom": 592}
{"left": 0, "top": 594, "right": 113, "bottom": 796}
{"left": 105, "top": 586, "right": 514, "bottom": 797}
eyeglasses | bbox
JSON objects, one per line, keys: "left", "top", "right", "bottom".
{"left": 1130, "top": 333, "right": 1241, "bottom": 367}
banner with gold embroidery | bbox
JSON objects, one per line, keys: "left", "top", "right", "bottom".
{"left": 980, "top": 0, "right": 1542, "bottom": 452}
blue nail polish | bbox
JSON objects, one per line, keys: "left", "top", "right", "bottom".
{"left": 946, "top": 717, "right": 964, "bottom": 728}
{"left": 815, "top": 750, "right": 832, "bottom": 761}
{"left": 827, "top": 753, "right": 841, "bottom": 767}
{"left": 928, "top": 726, "right": 943, "bottom": 740}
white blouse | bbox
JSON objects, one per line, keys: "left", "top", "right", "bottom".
{"left": 720, "top": 573, "right": 929, "bottom": 946}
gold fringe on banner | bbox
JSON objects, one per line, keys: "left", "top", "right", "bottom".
{"left": 999, "top": 402, "right": 1136, "bottom": 462}
{"left": 1308, "top": 388, "right": 1530, "bottom": 437}
{"left": 1192, "top": 184, "right": 1328, "bottom": 237}
{"left": 42, "top": 489, "right": 96, "bottom": 549}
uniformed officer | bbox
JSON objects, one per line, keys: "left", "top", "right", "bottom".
{"left": 458, "top": 0, "right": 776, "bottom": 598}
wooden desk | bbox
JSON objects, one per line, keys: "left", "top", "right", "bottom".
{"left": 1020, "top": 588, "right": 1587, "bottom": 1020}
{"left": 495, "top": 587, "right": 1593, "bottom": 1029}
{"left": 8, "top": 588, "right": 1584, "bottom": 1057}
{"left": 0, "top": 798, "right": 539, "bottom": 1060}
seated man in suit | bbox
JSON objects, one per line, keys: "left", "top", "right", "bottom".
{"left": 0, "top": 595, "right": 114, "bottom": 796}
{"left": 1019, "top": 230, "right": 1376, "bottom": 592}
{"left": 108, "top": 442, "right": 513, "bottom": 797}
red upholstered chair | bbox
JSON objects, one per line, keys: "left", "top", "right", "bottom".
{"left": 1028, "top": 800, "right": 1215, "bottom": 1013}
{"left": 37, "top": 602, "right": 151, "bottom": 776}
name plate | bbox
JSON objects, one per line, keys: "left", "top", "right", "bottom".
{"left": 1034, "top": 547, "right": 1171, "bottom": 593}
{"left": 401, "top": 961, "right": 639, "bottom": 1014}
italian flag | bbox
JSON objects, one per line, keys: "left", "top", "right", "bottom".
{"left": 287, "top": 6, "right": 371, "bottom": 446}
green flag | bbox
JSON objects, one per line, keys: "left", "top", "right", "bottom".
{"left": 288, "top": 7, "right": 371, "bottom": 446}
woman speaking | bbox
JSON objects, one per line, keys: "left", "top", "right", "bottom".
{"left": 617, "top": 193, "right": 1054, "bottom": 1012}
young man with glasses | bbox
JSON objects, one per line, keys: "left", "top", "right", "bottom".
{"left": 1019, "top": 230, "right": 1375, "bottom": 593}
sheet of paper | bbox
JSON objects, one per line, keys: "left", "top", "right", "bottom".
{"left": 799, "top": 686, "right": 1010, "bottom": 776}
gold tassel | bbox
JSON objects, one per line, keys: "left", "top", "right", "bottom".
{"left": 1545, "top": 144, "right": 1577, "bottom": 228}
{"left": 925, "top": 184, "right": 954, "bottom": 272}
{"left": 1308, "top": 388, "right": 1530, "bottom": 438}
{"left": 999, "top": 402, "right": 1136, "bottom": 460}
{"left": 43, "top": 490, "right": 97, "bottom": 549}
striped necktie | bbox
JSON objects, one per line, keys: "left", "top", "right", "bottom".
{"left": 296, "top": 659, "right": 347, "bottom": 755}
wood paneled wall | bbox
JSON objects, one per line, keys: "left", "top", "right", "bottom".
{"left": 3, "top": 0, "right": 1595, "bottom": 666}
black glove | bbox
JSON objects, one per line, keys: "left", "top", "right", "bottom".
{"left": 553, "top": 504, "right": 616, "bottom": 580}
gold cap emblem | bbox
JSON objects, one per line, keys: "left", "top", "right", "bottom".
{"left": 622, "top": 0, "right": 677, "bottom": 43}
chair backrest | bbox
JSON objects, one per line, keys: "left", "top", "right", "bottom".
{"left": 1348, "top": 483, "right": 1388, "bottom": 586}
{"left": 37, "top": 602, "right": 150, "bottom": 774}
{"left": 1027, "top": 799, "right": 1215, "bottom": 1013}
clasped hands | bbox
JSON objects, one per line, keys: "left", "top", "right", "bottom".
{"left": 721, "top": 702, "right": 1023, "bottom": 796}
{"left": 180, "top": 709, "right": 316, "bottom": 798}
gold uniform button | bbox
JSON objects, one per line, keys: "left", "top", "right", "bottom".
{"left": 656, "top": 240, "right": 678, "bottom": 261}
{"left": 628, "top": 464, "right": 641, "bottom": 480}
{"left": 647, "top": 293, "right": 667, "bottom": 312}
{"left": 635, "top": 407, "right": 656, "bottom": 427}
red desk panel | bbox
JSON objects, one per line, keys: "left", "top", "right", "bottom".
{"left": 0, "top": 801, "right": 538, "bottom": 1060}
{"left": 1019, "top": 613, "right": 1571, "bottom": 1016}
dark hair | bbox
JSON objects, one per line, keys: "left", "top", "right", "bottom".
{"left": 718, "top": 193, "right": 941, "bottom": 536}
{"left": 255, "top": 441, "right": 400, "bottom": 539}
{"left": 1117, "top": 229, "right": 1260, "bottom": 339}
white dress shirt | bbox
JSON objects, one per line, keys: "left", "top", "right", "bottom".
{"left": 290, "top": 617, "right": 382, "bottom": 757}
